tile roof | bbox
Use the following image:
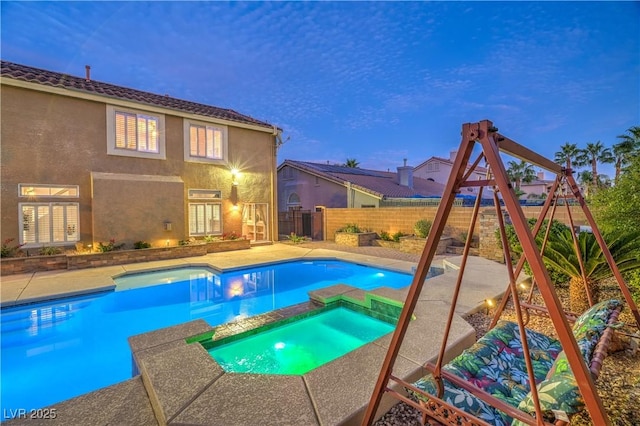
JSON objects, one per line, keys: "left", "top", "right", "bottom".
{"left": 0, "top": 60, "right": 275, "bottom": 130}
{"left": 415, "top": 155, "right": 488, "bottom": 173}
{"left": 280, "top": 160, "right": 446, "bottom": 198}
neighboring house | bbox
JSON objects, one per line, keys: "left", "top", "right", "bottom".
{"left": 1, "top": 60, "right": 280, "bottom": 251}
{"left": 277, "top": 160, "right": 446, "bottom": 212}
{"left": 413, "top": 150, "right": 487, "bottom": 195}
{"left": 520, "top": 171, "right": 555, "bottom": 200}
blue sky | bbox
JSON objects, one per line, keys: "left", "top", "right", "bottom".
{"left": 2, "top": 1, "right": 638, "bottom": 177}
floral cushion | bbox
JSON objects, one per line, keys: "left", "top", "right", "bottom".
{"left": 515, "top": 299, "right": 623, "bottom": 424}
{"left": 571, "top": 299, "right": 622, "bottom": 363}
{"left": 411, "top": 320, "right": 562, "bottom": 426}
{"left": 516, "top": 352, "right": 583, "bottom": 422}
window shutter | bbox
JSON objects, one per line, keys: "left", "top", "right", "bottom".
{"left": 37, "top": 205, "right": 51, "bottom": 243}
{"left": 22, "top": 206, "right": 36, "bottom": 243}
{"left": 65, "top": 205, "right": 79, "bottom": 241}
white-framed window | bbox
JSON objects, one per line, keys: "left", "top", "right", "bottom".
{"left": 20, "top": 203, "right": 79, "bottom": 246}
{"left": 189, "top": 203, "right": 222, "bottom": 236}
{"left": 19, "top": 184, "right": 79, "bottom": 198}
{"left": 188, "top": 189, "right": 222, "bottom": 200}
{"left": 106, "top": 105, "right": 166, "bottom": 159}
{"left": 184, "top": 119, "right": 228, "bottom": 164}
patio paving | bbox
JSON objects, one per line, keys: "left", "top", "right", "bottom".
{"left": 2, "top": 242, "right": 511, "bottom": 425}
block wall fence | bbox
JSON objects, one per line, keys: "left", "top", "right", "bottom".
{"left": 324, "top": 206, "right": 588, "bottom": 260}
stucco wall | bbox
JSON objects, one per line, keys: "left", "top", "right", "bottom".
{"left": 277, "top": 167, "right": 347, "bottom": 211}
{"left": 1, "top": 84, "right": 276, "bottom": 248}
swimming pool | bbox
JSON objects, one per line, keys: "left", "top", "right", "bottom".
{"left": 209, "top": 306, "right": 395, "bottom": 375}
{"left": 1, "top": 260, "right": 410, "bottom": 416}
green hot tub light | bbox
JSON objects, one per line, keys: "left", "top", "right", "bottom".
{"left": 208, "top": 307, "right": 394, "bottom": 375}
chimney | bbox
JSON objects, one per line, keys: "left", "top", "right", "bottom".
{"left": 85, "top": 65, "right": 91, "bottom": 81}
{"left": 397, "top": 160, "right": 413, "bottom": 189}
{"left": 537, "top": 171, "right": 544, "bottom": 180}
{"left": 449, "top": 150, "right": 458, "bottom": 161}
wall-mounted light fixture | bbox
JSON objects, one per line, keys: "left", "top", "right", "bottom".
{"left": 231, "top": 168, "right": 240, "bottom": 186}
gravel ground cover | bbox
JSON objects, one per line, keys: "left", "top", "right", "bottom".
{"left": 375, "top": 282, "right": 640, "bottom": 426}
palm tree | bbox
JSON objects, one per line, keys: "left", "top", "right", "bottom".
{"left": 616, "top": 125, "right": 640, "bottom": 148}
{"left": 344, "top": 158, "right": 360, "bottom": 168}
{"left": 612, "top": 126, "right": 640, "bottom": 183}
{"left": 612, "top": 141, "right": 636, "bottom": 183}
{"left": 576, "top": 141, "right": 614, "bottom": 188}
{"left": 542, "top": 228, "right": 640, "bottom": 313}
{"left": 554, "top": 143, "right": 580, "bottom": 169}
{"left": 506, "top": 160, "right": 536, "bottom": 194}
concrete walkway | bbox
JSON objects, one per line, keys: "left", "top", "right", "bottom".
{"left": 2, "top": 242, "right": 511, "bottom": 425}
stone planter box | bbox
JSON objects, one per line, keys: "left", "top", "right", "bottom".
{"left": 373, "top": 240, "right": 400, "bottom": 249}
{"left": 0, "top": 254, "right": 68, "bottom": 276}
{"left": 335, "top": 232, "right": 378, "bottom": 247}
{"left": 205, "top": 239, "right": 250, "bottom": 253}
{"left": 398, "top": 236, "right": 453, "bottom": 255}
{"left": 1, "top": 240, "right": 251, "bottom": 276}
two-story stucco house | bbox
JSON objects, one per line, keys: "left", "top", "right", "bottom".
{"left": 1, "top": 61, "right": 280, "bottom": 252}
{"left": 413, "top": 150, "right": 488, "bottom": 196}
{"left": 277, "top": 160, "right": 446, "bottom": 211}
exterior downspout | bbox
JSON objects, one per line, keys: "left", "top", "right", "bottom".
{"left": 271, "top": 125, "right": 281, "bottom": 242}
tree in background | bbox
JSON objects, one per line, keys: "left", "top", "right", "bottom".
{"left": 506, "top": 160, "right": 536, "bottom": 196}
{"left": 575, "top": 141, "right": 614, "bottom": 188}
{"left": 344, "top": 158, "right": 360, "bottom": 168}
{"left": 612, "top": 126, "right": 640, "bottom": 183}
{"left": 554, "top": 142, "right": 580, "bottom": 168}
{"left": 592, "top": 154, "right": 640, "bottom": 235}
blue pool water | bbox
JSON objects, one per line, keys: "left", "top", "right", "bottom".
{"left": 1, "top": 260, "right": 410, "bottom": 415}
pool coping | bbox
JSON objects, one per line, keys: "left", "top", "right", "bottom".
{"left": 2, "top": 245, "right": 511, "bottom": 425}
{"left": 127, "top": 284, "right": 479, "bottom": 426}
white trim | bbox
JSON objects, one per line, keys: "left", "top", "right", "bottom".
{"left": 2, "top": 77, "right": 275, "bottom": 134}
{"left": 19, "top": 202, "right": 80, "bottom": 248}
{"left": 183, "top": 118, "right": 228, "bottom": 165}
{"left": 106, "top": 105, "right": 166, "bottom": 160}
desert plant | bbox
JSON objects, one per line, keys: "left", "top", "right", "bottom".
{"left": 378, "top": 231, "right": 393, "bottom": 241}
{"left": 133, "top": 241, "right": 151, "bottom": 249}
{"left": 497, "top": 218, "right": 571, "bottom": 284}
{"left": 414, "top": 219, "right": 432, "bottom": 238}
{"left": 203, "top": 234, "right": 221, "bottom": 243}
{"left": 97, "top": 239, "right": 125, "bottom": 252}
{"left": 1, "top": 238, "right": 24, "bottom": 258}
{"left": 39, "top": 245, "right": 61, "bottom": 256}
{"left": 339, "top": 224, "right": 362, "bottom": 233}
{"left": 392, "top": 231, "right": 406, "bottom": 242}
{"left": 222, "top": 231, "right": 240, "bottom": 240}
{"left": 287, "top": 233, "right": 306, "bottom": 244}
{"left": 542, "top": 229, "right": 640, "bottom": 313}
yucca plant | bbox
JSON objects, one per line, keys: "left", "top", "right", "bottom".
{"left": 542, "top": 229, "right": 640, "bottom": 313}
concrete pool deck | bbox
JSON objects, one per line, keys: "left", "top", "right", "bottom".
{"left": 2, "top": 243, "right": 512, "bottom": 425}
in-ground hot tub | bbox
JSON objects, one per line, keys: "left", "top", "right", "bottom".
{"left": 207, "top": 306, "right": 395, "bottom": 375}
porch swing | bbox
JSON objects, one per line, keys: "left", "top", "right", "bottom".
{"left": 362, "top": 120, "right": 640, "bottom": 426}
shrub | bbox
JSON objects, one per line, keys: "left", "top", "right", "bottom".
{"left": 1, "top": 238, "right": 24, "bottom": 258}
{"left": 414, "top": 219, "right": 432, "bottom": 238}
{"left": 625, "top": 269, "right": 640, "bottom": 304}
{"left": 338, "top": 223, "right": 362, "bottom": 233}
{"left": 379, "top": 231, "right": 393, "bottom": 241}
{"left": 39, "top": 245, "right": 61, "bottom": 256}
{"left": 392, "top": 231, "right": 406, "bottom": 242}
{"left": 133, "top": 241, "right": 151, "bottom": 249}
{"left": 496, "top": 218, "right": 571, "bottom": 283}
{"left": 222, "top": 231, "right": 240, "bottom": 240}
{"left": 287, "top": 233, "right": 306, "bottom": 244}
{"left": 97, "top": 239, "right": 125, "bottom": 252}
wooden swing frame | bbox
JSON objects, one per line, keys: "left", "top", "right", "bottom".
{"left": 362, "top": 120, "right": 640, "bottom": 426}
